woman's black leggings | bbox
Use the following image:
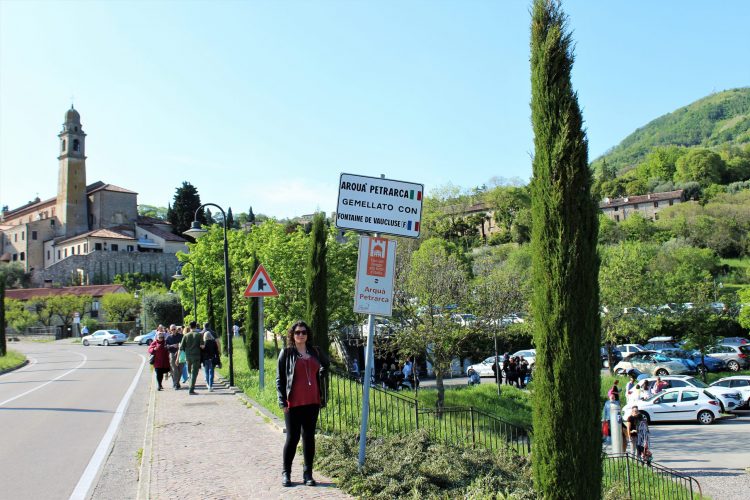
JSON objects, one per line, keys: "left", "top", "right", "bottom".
{"left": 283, "top": 404, "right": 320, "bottom": 472}
{"left": 155, "top": 368, "right": 169, "bottom": 388}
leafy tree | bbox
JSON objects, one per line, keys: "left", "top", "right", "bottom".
{"left": 637, "top": 145, "right": 686, "bottom": 182}
{"left": 739, "top": 288, "right": 750, "bottom": 330}
{"left": 101, "top": 293, "right": 140, "bottom": 322}
{"left": 619, "top": 212, "right": 653, "bottom": 241}
{"left": 529, "top": 1, "right": 601, "bottom": 497}
{"left": 306, "top": 213, "right": 329, "bottom": 357}
{"left": 113, "top": 273, "right": 166, "bottom": 293}
{"left": 675, "top": 149, "right": 726, "bottom": 187}
{"left": 4, "top": 299, "right": 38, "bottom": 333}
{"left": 167, "top": 181, "right": 207, "bottom": 237}
{"left": 44, "top": 295, "right": 93, "bottom": 328}
{"left": 1, "top": 262, "right": 30, "bottom": 355}
{"left": 143, "top": 293, "right": 182, "bottom": 330}
{"left": 137, "top": 204, "right": 168, "bottom": 220}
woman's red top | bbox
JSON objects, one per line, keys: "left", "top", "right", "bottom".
{"left": 148, "top": 339, "right": 171, "bottom": 369}
{"left": 288, "top": 356, "right": 321, "bottom": 408}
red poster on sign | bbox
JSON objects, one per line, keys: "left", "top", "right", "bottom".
{"left": 366, "top": 237, "right": 387, "bottom": 277}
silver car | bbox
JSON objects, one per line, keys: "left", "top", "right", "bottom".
{"left": 706, "top": 344, "right": 750, "bottom": 372}
{"left": 82, "top": 329, "right": 128, "bottom": 346}
{"left": 613, "top": 351, "right": 689, "bottom": 376}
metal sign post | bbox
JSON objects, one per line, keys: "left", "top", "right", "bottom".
{"left": 243, "top": 264, "right": 279, "bottom": 391}
{"left": 358, "top": 314, "right": 376, "bottom": 467}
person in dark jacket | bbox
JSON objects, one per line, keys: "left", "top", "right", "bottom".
{"left": 201, "top": 329, "right": 220, "bottom": 392}
{"left": 276, "top": 320, "right": 330, "bottom": 488}
{"left": 148, "top": 331, "right": 171, "bottom": 391}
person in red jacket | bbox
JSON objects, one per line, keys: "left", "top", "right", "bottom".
{"left": 148, "top": 331, "right": 171, "bottom": 391}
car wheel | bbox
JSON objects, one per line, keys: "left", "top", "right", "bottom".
{"left": 727, "top": 360, "right": 740, "bottom": 372}
{"left": 82, "top": 339, "right": 89, "bottom": 346}
{"left": 615, "top": 368, "right": 624, "bottom": 375}
{"left": 655, "top": 368, "right": 669, "bottom": 376}
{"left": 103, "top": 339, "right": 110, "bottom": 346}
{"left": 697, "top": 410, "right": 715, "bottom": 425}
{"left": 697, "top": 365, "right": 707, "bottom": 376}
{"left": 117, "top": 342, "right": 124, "bottom": 346}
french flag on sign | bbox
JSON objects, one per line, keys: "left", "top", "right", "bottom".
{"left": 407, "top": 221, "right": 420, "bottom": 232}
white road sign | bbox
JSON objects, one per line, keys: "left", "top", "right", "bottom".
{"left": 354, "top": 236, "right": 397, "bottom": 316}
{"left": 336, "top": 173, "right": 423, "bottom": 238}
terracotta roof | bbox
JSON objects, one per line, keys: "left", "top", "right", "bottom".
{"left": 56, "top": 227, "right": 136, "bottom": 244}
{"left": 88, "top": 183, "right": 138, "bottom": 195}
{"left": 137, "top": 215, "right": 169, "bottom": 225}
{"left": 5, "top": 284, "right": 128, "bottom": 301}
{"left": 138, "top": 223, "right": 187, "bottom": 242}
{"left": 599, "top": 190, "right": 683, "bottom": 209}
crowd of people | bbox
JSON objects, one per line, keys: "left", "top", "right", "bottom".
{"left": 146, "top": 321, "right": 222, "bottom": 394}
{"left": 482, "top": 353, "right": 531, "bottom": 388}
{"left": 602, "top": 370, "right": 655, "bottom": 462}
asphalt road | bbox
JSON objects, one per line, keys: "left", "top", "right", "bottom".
{"left": 0, "top": 341, "right": 147, "bottom": 499}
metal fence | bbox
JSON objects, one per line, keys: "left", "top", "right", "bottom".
{"left": 602, "top": 453, "right": 702, "bottom": 500}
{"left": 319, "top": 370, "right": 531, "bottom": 454}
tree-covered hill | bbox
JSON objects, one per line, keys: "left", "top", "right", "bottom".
{"left": 592, "top": 87, "right": 750, "bottom": 175}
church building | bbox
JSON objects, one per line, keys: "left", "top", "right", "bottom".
{"left": 0, "top": 107, "right": 187, "bottom": 286}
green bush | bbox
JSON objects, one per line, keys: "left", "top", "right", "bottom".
{"left": 316, "top": 431, "right": 535, "bottom": 499}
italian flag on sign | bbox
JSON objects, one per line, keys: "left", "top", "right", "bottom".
{"left": 409, "top": 190, "right": 422, "bottom": 200}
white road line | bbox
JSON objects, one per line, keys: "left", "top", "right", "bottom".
{"left": 69, "top": 353, "right": 147, "bottom": 500}
{"left": 0, "top": 351, "right": 86, "bottom": 407}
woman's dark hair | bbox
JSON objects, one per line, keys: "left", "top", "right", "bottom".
{"left": 287, "top": 320, "right": 312, "bottom": 348}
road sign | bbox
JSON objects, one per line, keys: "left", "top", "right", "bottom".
{"left": 336, "top": 173, "right": 423, "bottom": 238}
{"left": 354, "top": 236, "right": 396, "bottom": 316}
{"left": 73, "top": 312, "right": 80, "bottom": 324}
{"left": 243, "top": 264, "right": 279, "bottom": 297}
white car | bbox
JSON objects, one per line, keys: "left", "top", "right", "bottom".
{"left": 622, "top": 388, "right": 721, "bottom": 425}
{"left": 638, "top": 375, "right": 743, "bottom": 413}
{"left": 615, "top": 344, "right": 645, "bottom": 359}
{"left": 134, "top": 330, "right": 157, "bottom": 345}
{"left": 466, "top": 356, "right": 500, "bottom": 377}
{"left": 710, "top": 376, "right": 750, "bottom": 408}
{"left": 82, "top": 329, "right": 128, "bottom": 346}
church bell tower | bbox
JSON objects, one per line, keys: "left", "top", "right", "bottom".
{"left": 56, "top": 106, "right": 88, "bottom": 237}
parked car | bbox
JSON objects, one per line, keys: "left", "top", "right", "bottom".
{"left": 82, "top": 329, "right": 128, "bottom": 346}
{"left": 450, "top": 313, "right": 477, "bottom": 327}
{"left": 659, "top": 349, "right": 725, "bottom": 374}
{"left": 466, "top": 356, "right": 500, "bottom": 377}
{"left": 656, "top": 351, "right": 697, "bottom": 373}
{"left": 719, "top": 337, "right": 749, "bottom": 346}
{"left": 639, "top": 375, "right": 743, "bottom": 413}
{"left": 613, "top": 351, "right": 689, "bottom": 376}
{"left": 600, "top": 347, "right": 623, "bottom": 367}
{"left": 643, "top": 340, "right": 678, "bottom": 351}
{"left": 134, "top": 330, "right": 157, "bottom": 345}
{"left": 706, "top": 344, "right": 750, "bottom": 372}
{"left": 621, "top": 388, "right": 721, "bottom": 425}
{"left": 710, "top": 376, "right": 750, "bottom": 409}
{"left": 615, "top": 344, "right": 645, "bottom": 359}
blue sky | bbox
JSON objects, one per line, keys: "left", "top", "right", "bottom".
{"left": 1, "top": 1, "right": 748, "bottom": 219}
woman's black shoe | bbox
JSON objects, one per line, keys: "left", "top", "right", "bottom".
{"left": 281, "top": 471, "right": 292, "bottom": 487}
{"left": 303, "top": 470, "right": 316, "bottom": 486}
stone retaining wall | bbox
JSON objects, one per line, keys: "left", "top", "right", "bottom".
{"left": 33, "top": 252, "right": 180, "bottom": 286}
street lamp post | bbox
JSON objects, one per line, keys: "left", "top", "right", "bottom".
{"left": 134, "top": 289, "right": 148, "bottom": 334}
{"left": 184, "top": 204, "right": 234, "bottom": 387}
{"left": 173, "top": 261, "right": 198, "bottom": 323}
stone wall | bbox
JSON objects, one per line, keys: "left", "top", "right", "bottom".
{"left": 32, "top": 251, "right": 180, "bottom": 286}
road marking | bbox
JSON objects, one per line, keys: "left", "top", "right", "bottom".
{"left": 69, "top": 353, "right": 147, "bottom": 500}
{"left": 0, "top": 352, "right": 86, "bottom": 407}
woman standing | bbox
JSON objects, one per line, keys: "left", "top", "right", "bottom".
{"left": 148, "top": 331, "right": 171, "bottom": 391}
{"left": 276, "top": 321, "right": 330, "bottom": 488}
{"left": 202, "top": 330, "right": 220, "bottom": 392}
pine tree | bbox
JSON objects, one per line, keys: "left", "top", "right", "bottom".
{"left": 205, "top": 207, "right": 214, "bottom": 226}
{"left": 168, "top": 182, "right": 206, "bottom": 237}
{"left": 226, "top": 207, "right": 235, "bottom": 229}
{"left": 529, "top": 1, "right": 601, "bottom": 498}
{"left": 247, "top": 206, "right": 255, "bottom": 224}
{"left": 305, "top": 212, "right": 329, "bottom": 356}
{"left": 245, "top": 253, "right": 260, "bottom": 370}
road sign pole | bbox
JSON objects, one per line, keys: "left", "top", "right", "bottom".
{"left": 358, "top": 313, "right": 376, "bottom": 467}
{"left": 259, "top": 297, "right": 265, "bottom": 390}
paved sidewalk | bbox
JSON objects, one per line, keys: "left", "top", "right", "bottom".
{"left": 143, "top": 372, "right": 351, "bottom": 499}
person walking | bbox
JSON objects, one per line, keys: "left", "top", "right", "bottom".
{"left": 179, "top": 321, "right": 204, "bottom": 395}
{"left": 165, "top": 324, "right": 184, "bottom": 390}
{"left": 608, "top": 379, "right": 621, "bottom": 402}
{"left": 276, "top": 320, "right": 330, "bottom": 488}
{"left": 202, "top": 327, "right": 220, "bottom": 392}
{"left": 148, "top": 331, "right": 171, "bottom": 391}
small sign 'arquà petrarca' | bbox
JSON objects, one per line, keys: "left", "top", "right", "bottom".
{"left": 336, "top": 173, "right": 424, "bottom": 238}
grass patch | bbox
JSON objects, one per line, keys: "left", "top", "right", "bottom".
{"left": 0, "top": 350, "right": 26, "bottom": 371}
{"left": 602, "top": 455, "right": 708, "bottom": 500}
{"left": 316, "top": 431, "right": 535, "bottom": 499}
{"left": 135, "top": 448, "right": 143, "bottom": 465}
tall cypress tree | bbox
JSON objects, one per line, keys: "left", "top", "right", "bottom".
{"left": 226, "top": 207, "right": 235, "bottom": 229}
{"left": 245, "top": 253, "right": 260, "bottom": 369}
{"left": 305, "top": 212, "right": 329, "bottom": 356}
{"left": 168, "top": 181, "right": 206, "bottom": 237}
{"left": 529, "top": 1, "right": 601, "bottom": 498}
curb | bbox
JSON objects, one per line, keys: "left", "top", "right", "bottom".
{"left": 236, "top": 392, "right": 286, "bottom": 433}
{"left": 0, "top": 359, "right": 29, "bottom": 376}
{"left": 136, "top": 375, "right": 156, "bottom": 500}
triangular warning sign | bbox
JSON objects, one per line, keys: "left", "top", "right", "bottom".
{"left": 244, "top": 264, "right": 279, "bottom": 297}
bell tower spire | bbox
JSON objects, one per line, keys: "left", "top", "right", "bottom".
{"left": 56, "top": 106, "right": 88, "bottom": 236}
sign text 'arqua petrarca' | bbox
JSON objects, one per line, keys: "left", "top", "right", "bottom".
{"left": 336, "top": 173, "right": 424, "bottom": 238}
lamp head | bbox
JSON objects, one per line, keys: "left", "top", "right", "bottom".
{"left": 183, "top": 220, "right": 207, "bottom": 239}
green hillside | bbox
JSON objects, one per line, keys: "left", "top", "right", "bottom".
{"left": 592, "top": 87, "right": 750, "bottom": 174}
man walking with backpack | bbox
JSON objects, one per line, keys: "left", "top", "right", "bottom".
{"left": 179, "top": 321, "right": 204, "bottom": 395}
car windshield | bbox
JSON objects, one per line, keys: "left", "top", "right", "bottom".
{"left": 653, "top": 354, "right": 670, "bottom": 362}
{"left": 685, "top": 377, "right": 708, "bottom": 388}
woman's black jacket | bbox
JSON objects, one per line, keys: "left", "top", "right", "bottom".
{"left": 276, "top": 345, "right": 330, "bottom": 409}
